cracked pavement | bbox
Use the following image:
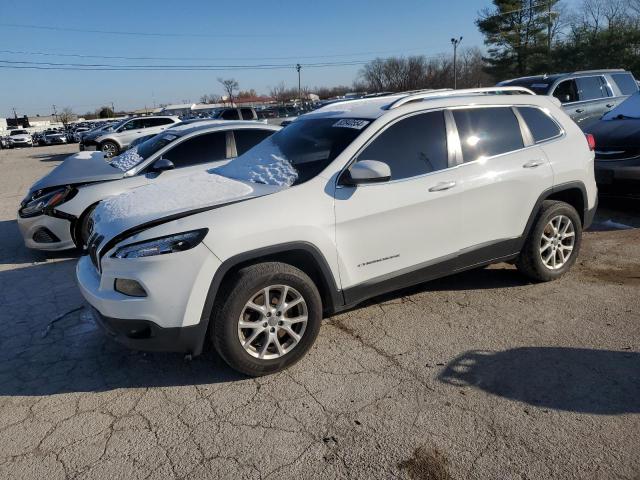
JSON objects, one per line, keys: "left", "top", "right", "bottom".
{"left": 0, "top": 145, "right": 639, "bottom": 479}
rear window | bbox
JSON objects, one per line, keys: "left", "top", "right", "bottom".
{"left": 453, "top": 107, "right": 524, "bottom": 162}
{"left": 517, "top": 107, "right": 562, "bottom": 143}
{"left": 611, "top": 73, "right": 639, "bottom": 96}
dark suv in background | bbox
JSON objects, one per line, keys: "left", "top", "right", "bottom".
{"left": 498, "top": 69, "right": 638, "bottom": 129}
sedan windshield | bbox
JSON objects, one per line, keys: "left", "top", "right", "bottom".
{"left": 214, "top": 117, "right": 369, "bottom": 186}
{"left": 11, "top": 130, "right": 28, "bottom": 135}
{"left": 109, "top": 132, "right": 182, "bottom": 171}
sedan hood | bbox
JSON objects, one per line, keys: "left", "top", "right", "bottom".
{"left": 10, "top": 134, "right": 31, "bottom": 141}
{"left": 585, "top": 119, "right": 640, "bottom": 149}
{"left": 90, "top": 170, "right": 285, "bottom": 243}
{"left": 31, "top": 151, "right": 122, "bottom": 192}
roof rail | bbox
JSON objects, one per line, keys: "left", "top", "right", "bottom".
{"left": 386, "top": 86, "right": 535, "bottom": 110}
{"left": 572, "top": 69, "right": 625, "bottom": 75}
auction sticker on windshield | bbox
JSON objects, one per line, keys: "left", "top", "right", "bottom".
{"left": 332, "top": 119, "right": 369, "bottom": 130}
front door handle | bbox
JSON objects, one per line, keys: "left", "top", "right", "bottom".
{"left": 575, "top": 108, "right": 585, "bottom": 113}
{"left": 606, "top": 103, "right": 615, "bottom": 108}
{"left": 428, "top": 181, "right": 456, "bottom": 192}
{"left": 523, "top": 160, "right": 544, "bottom": 169}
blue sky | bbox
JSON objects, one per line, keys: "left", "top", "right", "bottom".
{"left": 1, "top": 0, "right": 494, "bottom": 116}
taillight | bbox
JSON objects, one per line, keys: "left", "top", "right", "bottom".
{"left": 585, "top": 133, "right": 596, "bottom": 151}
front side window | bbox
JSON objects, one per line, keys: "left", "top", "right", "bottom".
{"left": 109, "top": 132, "right": 182, "bottom": 172}
{"left": 553, "top": 80, "right": 579, "bottom": 104}
{"left": 357, "top": 111, "right": 449, "bottom": 180}
{"left": 221, "top": 109, "right": 240, "bottom": 120}
{"left": 240, "top": 108, "right": 255, "bottom": 120}
{"left": 214, "top": 118, "right": 368, "bottom": 186}
{"left": 517, "top": 107, "right": 562, "bottom": 143}
{"left": 163, "top": 132, "right": 227, "bottom": 168}
{"left": 611, "top": 73, "right": 639, "bottom": 96}
{"left": 234, "top": 129, "right": 274, "bottom": 156}
{"left": 577, "top": 76, "right": 609, "bottom": 101}
{"left": 453, "top": 107, "right": 524, "bottom": 162}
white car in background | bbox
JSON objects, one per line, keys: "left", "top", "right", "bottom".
{"left": 18, "top": 121, "right": 279, "bottom": 250}
{"left": 86, "top": 116, "right": 180, "bottom": 158}
{"left": 77, "top": 87, "right": 598, "bottom": 376}
{"left": 7, "top": 129, "right": 33, "bottom": 148}
{"left": 43, "top": 130, "right": 68, "bottom": 145}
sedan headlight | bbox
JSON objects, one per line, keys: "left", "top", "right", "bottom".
{"left": 112, "top": 229, "right": 208, "bottom": 259}
{"left": 19, "top": 187, "right": 76, "bottom": 218}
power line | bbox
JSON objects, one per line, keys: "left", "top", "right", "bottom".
{"left": 0, "top": 22, "right": 285, "bottom": 38}
{"left": 0, "top": 47, "right": 431, "bottom": 62}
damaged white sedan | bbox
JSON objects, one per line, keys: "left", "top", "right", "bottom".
{"left": 17, "top": 121, "right": 279, "bottom": 250}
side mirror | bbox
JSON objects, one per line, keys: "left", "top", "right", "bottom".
{"left": 341, "top": 160, "right": 391, "bottom": 186}
{"left": 152, "top": 158, "right": 175, "bottom": 172}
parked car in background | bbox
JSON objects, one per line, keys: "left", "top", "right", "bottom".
{"left": 210, "top": 107, "right": 258, "bottom": 121}
{"left": 82, "top": 116, "right": 180, "bottom": 158}
{"left": 71, "top": 127, "right": 91, "bottom": 143}
{"left": 498, "top": 69, "right": 639, "bottom": 128}
{"left": 43, "top": 129, "right": 68, "bottom": 145}
{"left": 18, "top": 121, "right": 280, "bottom": 251}
{"left": 584, "top": 93, "right": 640, "bottom": 198}
{"left": 7, "top": 129, "right": 33, "bottom": 148}
{"left": 77, "top": 87, "right": 597, "bottom": 376}
{"left": 78, "top": 122, "right": 122, "bottom": 149}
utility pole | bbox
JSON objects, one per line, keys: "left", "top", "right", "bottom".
{"left": 451, "top": 37, "right": 463, "bottom": 89}
{"left": 12, "top": 107, "right": 17, "bottom": 121}
{"left": 52, "top": 104, "right": 58, "bottom": 124}
{"left": 296, "top": 63, "right": 302, "bottom": 105}
{"left": 111, "top": 102, "right": 115, "bottom": 118}
{"left": 547, "top": 0, "right": 553, "bottom": 67}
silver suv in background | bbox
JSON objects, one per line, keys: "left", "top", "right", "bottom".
{"left": 80, "top": 116, "right": 180, "bottom": 158}
{"left": 499, "top": 69, "right": 639, "bottom": 129}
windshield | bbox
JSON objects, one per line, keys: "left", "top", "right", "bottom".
{"left": 213, "top": 117, "right": 370, "bottom": 186}
{"left": 503, "top": 80, "right": 551, "bottom": 95}
{"left": 11, "top": 130, "right": 28, "bottom": 135}
{"left": 109, "top": 132, "right": 182, "bottom": 171}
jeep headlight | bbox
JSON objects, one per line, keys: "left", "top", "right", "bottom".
{"left": 19, "top": 187, "right": 76, "bottom": 218}
{"left": 112, "top": 229, "right": 208, "bottom": 259}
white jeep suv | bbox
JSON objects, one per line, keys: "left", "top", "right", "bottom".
{"left": 77, "top": 88, "right": 598, "bottom": 376}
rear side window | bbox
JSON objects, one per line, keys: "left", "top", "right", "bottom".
{"left": 358, "top": 111, "right": 448, "bottom": 180}
{"left": 221, "top": 109, "right": 240, "bottom": 120}
{"left": 553, "top": 80, "right": 579, "bottom": 104}
{"left": 240, "top": 108, "right": 255, "bottom": 120}
{"left": 163, "top": 132, "right": 227, "bottom": 168}
{"left": 453, "top": 107, "right": 524, "bottom": 162}
{"left": 577, "top": 76, "right": 609, "bottom": 101}
{"left": 234, "top": 129, "right": 273, "bottom": 156}
{"left": 611, "top": 73, "right": 639, "bottom": 96}
{"left": 517, "top": 107, "right": 562, "bottom": 143}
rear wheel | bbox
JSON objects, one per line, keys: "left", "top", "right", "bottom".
{"left": 516, "top": 200, "right": 582, "bottom": 282}
{"left": 212, "top": 262, "right": 322, "bottom": 376}
{"left": 100, "top": 140, "right": 119, "bottom": 158}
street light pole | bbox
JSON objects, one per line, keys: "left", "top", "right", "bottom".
{"left": 296, "top": 63, "right": 302, "bottom": 105}
{"left": 451, "top": 36, "right": 463, "bottom": 89}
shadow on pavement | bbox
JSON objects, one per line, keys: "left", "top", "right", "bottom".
{"left": 438, "top": 347, "right": 640, "bottom": 414}
{"left": 0, "top": 219, "right": 79, "bottom": 265}
{"left": 33, "top": 151, "right": 72, "bottom": 163}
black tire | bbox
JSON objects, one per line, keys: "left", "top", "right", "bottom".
{"left": 211, "top": 262, "right": 322, "bottom": 376}
{"left": 76, "top": 205, "right": 97, "bottom": 249}
{"left": 516, "top": 200, "right": 582, "bottom": 282}
{"left": 100, "top": 140, "right": 119, "bottom": 158}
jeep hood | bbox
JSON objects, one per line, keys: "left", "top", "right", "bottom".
{"left": 90, "top": 170, "right": 285, "bottom": 241}
{"left": 30, "top": 151, "right": 122, "bottom": 192}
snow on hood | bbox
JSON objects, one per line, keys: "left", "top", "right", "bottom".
{"left": 90, "top": 170, "right": 278, "bottom": 239}
{"left": 110, "top": 147, "right": 144, "bottom": 171}
{"left": 212, "top": 137, "right": 298, "bottom": 187}
{"left": 603, "top": 93, "right": 640, "bottom": 120}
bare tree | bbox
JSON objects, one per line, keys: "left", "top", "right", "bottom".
{"left": 58, "top": 107, "right": 75, "bottom": 126}
{"left": 200, "top": 93, "right": 221, "bottom": 104}
{"left": 269, "top": 82, "right": 292, "bottom": 104}
{"left": 217, "top": 78, "right": 239, "bottom": 105}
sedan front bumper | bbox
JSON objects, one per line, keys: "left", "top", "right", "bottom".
{"left": 17, "top": 212, "right": 76, "bottom": 250}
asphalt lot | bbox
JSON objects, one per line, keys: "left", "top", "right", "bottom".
{"left": 0, "top": 144, "right": 638, "bottom": 480}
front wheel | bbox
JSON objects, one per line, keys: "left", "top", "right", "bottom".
{"left": 212, "top": 262, "right": 322, "bottom": 376}
{"left": 100, "top": 140, "right": 119, "bottom": 158}
{"left": 516, "top": 200, "right": 582, "bottom": 282}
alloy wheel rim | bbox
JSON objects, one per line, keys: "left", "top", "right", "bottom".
{"left": 102, "top": 143, "right": 116, "bottom": 157}
{"left": 238, "top": 285, "right": 308, "bottom": 360}
{"left": 540, "top": 214, "right": 575, "bottom": 270}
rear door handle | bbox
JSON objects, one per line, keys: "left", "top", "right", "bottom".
{"left": 575, "top": 108, "right": 585, "bottom": 113}
{"left": 428, "top": 181, "right": 456, "bottom": 192}
{"left": 523, "top": 160, "right": 544, "bottom": 169}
